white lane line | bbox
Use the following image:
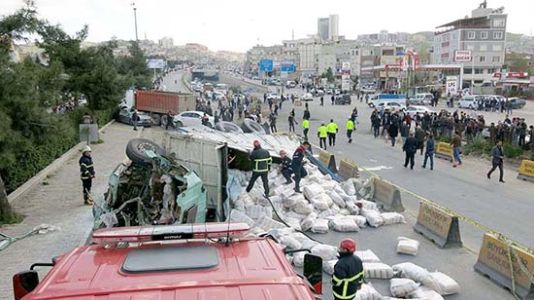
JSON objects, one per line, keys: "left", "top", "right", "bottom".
{"left": 360, "top": 166, "right": 393, "bottom": 171}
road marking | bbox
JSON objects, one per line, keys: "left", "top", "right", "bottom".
{"left": 360, "top": 166, "right": 393, "bottom": 171}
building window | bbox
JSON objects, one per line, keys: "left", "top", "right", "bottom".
{"left": 479, "top": 44, "right": 487, "bottom": 51}
{"left": 492, "top": 56, "right": 500, "bottom": 62}
{"left": 479, "top": 56, "right": 486, "bottom": 62}
{"left": 492, "top": 44, "right": 502, "bottom": 51}
{"left": 464, "top": 68, "right": 472, "bottom": 74}
{"left": 493, "top": 18, "right": 505, "bottom": 27}
{"left": 481, "top": 31, "right": 488, "bottom": 39}
{"left": 466, "top": 44, "right": 475, "bottom": 50}
{"left": 467, "top": 31, "right": 476, "bottom": 39}
{"left": 475, "top": 68, "right": 484, "bottom": 74}
{"left": 493, "top": 31, "right": 503, "bottom": 39}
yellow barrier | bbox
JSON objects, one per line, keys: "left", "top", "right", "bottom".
{"left": 435, "top": 142, "right": 453, "bottom": 162}
{"left": 338, "top": 159, "right": 359, "bottom": 180}
{"left": 414, "top": 202, "right": 462, "bottom": 248}
{"left": 517, "top": 160, "right": 534, "bottom": 183}
{"left": 373, "top": 178, "right": 404, "bottom": 212}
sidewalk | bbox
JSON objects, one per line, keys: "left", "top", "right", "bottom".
{"left": 0, "top": 123, "right": 140, "bottom": 299}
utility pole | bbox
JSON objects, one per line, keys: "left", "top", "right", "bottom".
{"left": 132, "top": 2, "right": 139, "bottom": 41}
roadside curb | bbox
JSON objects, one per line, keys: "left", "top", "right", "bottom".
{"left": 7, "top": 120, "right": 115, "bottom": 205}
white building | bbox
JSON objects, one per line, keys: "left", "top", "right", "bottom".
{"left": 317, "top": 15, "right": 339, "bottom": 42}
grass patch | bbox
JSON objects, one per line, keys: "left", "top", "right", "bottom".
{"left": 463, "top": 136, "right": 492, "bottom": 156}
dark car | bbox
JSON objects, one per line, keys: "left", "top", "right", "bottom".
{"left": 509, "top": 97, "right": 526, "bottom": 109}
{"left": 335, "top": 94, "right": 352, "bottom": 105}
{"left": 117, "top": 107, "right": 153, "bottom": 127}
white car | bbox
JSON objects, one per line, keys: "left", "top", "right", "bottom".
{"left": 173, "top": 111, "right": 215, "bottom": 128}
{"left": 377, "top": 101, "right": 405, "bottom": 112}
{"left": 405, "top": 105, "right": 434, "bottom": 118}
{"left": 301, "top": 93, "right": 314, "bottom": 101}
{"left": 458, "top": 95, "right": 484, "bottom": 109}
{"left": 410, "top": 93, "right": 433, "bottom": 105}
{"left": 267, "top": 93, "right": 281, "bottom": 100}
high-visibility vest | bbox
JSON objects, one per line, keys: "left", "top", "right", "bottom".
{"left": 327, "top": 122, "right": 338, "bottom": 134}
{"left": 318, "top": 126, "right": 328, "bottom": 138}
{"left": 332, "top": 271, "right": 364, "bottom": 300}
{"left": 346, "top": 120, "right": 354, "bottom": 130}
{"left": 253, "top": 157, "right": 272, "bottom": 172}
{"left": 302, "top": 119, "right": 310, "bottom": 129}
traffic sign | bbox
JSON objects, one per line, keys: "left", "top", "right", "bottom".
{"left": 280, "top": 63, "right": 296, "bottom": 73}
{"left": 259, "top": 59, "right": 273, "bottom": 72}
{"left": 454, "top": 50, "right": 472, "bottom": 62}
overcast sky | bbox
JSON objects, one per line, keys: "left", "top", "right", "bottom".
{"left": 2, "top": 0, "right": 533, "bottom": 52}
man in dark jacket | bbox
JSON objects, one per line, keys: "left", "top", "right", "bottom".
{"left": 403, "top": 133, "right": 418, "bottom": 169}
{"left": 279, "top": 150, "right": 292, "bottom": 184}
{"left": 422, "top": 133, "right": 435, "bottom": 170}
{"left": 332, "top": 238, "right": 364, "bottom": 300}
{"left": 291, "top": 142, "right": 310, "bottom": 193}
{"left": 414, "top": 124, "right": 426, "bottom": 155}
{"left": 79, "top": 145, "right": 95, "bottom": 205}
{"left": 487, "top": 140, "right": 505, "bottom": 183}
{"left": 388, "top": 121, "right": 399, "bottom": 147}
{"left": 245, "top": 140, "right": 272, "bottom": 197}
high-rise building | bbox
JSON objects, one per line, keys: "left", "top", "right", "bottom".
{"left": 433, "top": 1, "right": 507, "bottom": 84}
{"left": 317, "top": 15, "right": 339, "bottom": 41}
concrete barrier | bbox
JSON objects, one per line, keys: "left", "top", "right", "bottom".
{"left": 413, "top": 201, "right": 462, "bottom": 248}
{"left": 474, "top": 232, "right": 534, "bottom": 299}
{"left": 319, "top": 150, "right": 337, "bottom": 173}
{"left": 435, "top": 142, "right": 453, "bottom": 162}
{"left": 372, "top": 178, "right": 404, "bottom": 212}
{"left": 517, "top": 160, "right": 534, "bottom": 183}
{"left": 338, "top": 159, "right": 359, "bottom": 180}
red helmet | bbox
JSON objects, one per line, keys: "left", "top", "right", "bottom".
{"left": 339, "top": 238, "right": 356, "bottom": 253}
{"left": 253, "top": 140, "right": 261, "bottom": 147}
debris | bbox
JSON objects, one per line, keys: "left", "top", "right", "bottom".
{"left": 396, "top": 236, "right": 420, "bottom": 256}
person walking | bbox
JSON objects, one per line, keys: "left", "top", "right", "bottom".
{"left": 288, "top": 110, "right": 297, "bottom": 132}
{"left": 403, "top": 133, "right": 417, "bottom": 170}
{"left": 327, "top": 119, "right": 338, "bottom": 147}
{"left": 79, "top": 145, "right": 95, "bottom": 205}
{"left": 422, "top": 133, "right": 435, "bottom": 170}
{"left": 245, "top": 140, "right": 272, "bottom": 198}
{"left": 371, "top": 113, "right": 381, "bottom": 138}
{"left": 320, "top": 96, "right": 324, "bottom": 106}
{"left": 269, "top": 112, "right": 277, "bottom": 133}
{"left": 302, "top": 118, "right": 310, "bottom": 140}
{"left": 415, "top": 124, "right": 425, "bottom": 155}
{"left": 131, "top": 108, "right": 139, "bottom": 131}
{"left": 303, "top": 107, "right": 311, "bottom": 120}
{"left": 388, "top": 121, "right": 399, "bottom": 147}
{"left": 292, "top": 142, "right": 310, "bottom": 193}
{"left": 279, "top": 150, "right": 293, "bottom": 184}
{"left": 451, "top": 131, "right": 463, "bottom": 167}
{"left": 487, "top": 140, "right": 505, "bottom": 183}
{"left": 165, "top": 110, "right": 173, "bottom": 130}
{"left": 346, "top": 118, "right": 355, "bottom": 143}
{"left": 331, "top": 94, "right": 335, "bottom": 105}
{"left": 332, "top": 238, "right": 364, "bottom": 300}
{"left": 318, "top": 123, "right": 328, "bottom": 150}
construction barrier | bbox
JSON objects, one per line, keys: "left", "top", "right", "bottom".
{"left": 474, "top": 233, "right": 534, "bottom": 299}
{"left": 372, "top": 178, "right": 404, "bottom": 212}
{"left": 435, "top": 142, "right": 453, "bottom": 162}
{"left": 413, "top": 202, "right": 462, "bottom": 248}
{"left": 338, "top": 159, "right": 359, "bottom": 180}
{"left": 319, "top": 150, "right": 337, "bottom": 173}
{"left": 517, "top": 160, "right": 534, "bottom": 183}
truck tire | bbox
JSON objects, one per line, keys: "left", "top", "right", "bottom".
{"left": 215, "top": 121, "right": 244, "bottom": 133}
{"left": 126, "top": 138, "right": 166, "bottom": 165}
{"left": 151, "top": 114, "right": 161, "bottom": 126}
{"left": 241, "top": 119, "right": 266, "bottom": 134}
{"left": 175, "top": 120, "right": 184, "bottom": 128}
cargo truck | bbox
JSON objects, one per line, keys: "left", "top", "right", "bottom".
{"left": 125, "top": 90, "right": 195, "bottom": 126}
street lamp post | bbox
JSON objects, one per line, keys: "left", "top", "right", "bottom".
{"left": 132, "top": 2, "right": 139, "bottom": 41}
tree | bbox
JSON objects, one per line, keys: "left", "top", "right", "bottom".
{"left": 117, "top": 41, "right": 152, "bottom": 89}
{"left": 321, "top": 67, "right": 335, "bottom": 83}
{"left": 0, "top": 174, "right": 19, "bottom": 224}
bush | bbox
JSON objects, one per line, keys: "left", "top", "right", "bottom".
{"left": 436, "top": 135, "right": 451, "bottom": 143}
{"left": 464, "top": 136, "right": 492, "bottom": 156}
{"left": 503, "top": 143, "right": 523, "bottom": 158}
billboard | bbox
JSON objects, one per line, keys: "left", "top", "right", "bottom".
{"left": 146, "top": 58, "right": 166, "bottom": 69}
{"left": 446, "top": 76, "right": 459, "bottom": 95}
{"left": 280, "top": 63, "right": 296, "bottom": 73}
{"left": 454, "top": 50, "right": 472, "bottom": 62}
{"left": 259, "top": 59, "right": 273, "bottom": 72}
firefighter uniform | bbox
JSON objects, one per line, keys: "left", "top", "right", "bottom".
{"left": 79, "top": 146, "right": 95, "bottom": 205}
{"left": 327, "top": 121, "right": 338, "bottom": 147}
{"left": 245, "top": 141, "right": 272, "bottom": 197}
{"left": 291, "top": 144, "right": 309, "bottom": 193}
{"left": 333, "top": 239, "right": 364, "bottom": 300}
{"left": 302, "top": 119, "right": 310, "bottom": 141}
{"left": 346, "top": 119, "right": 355, "bottom": 143}
{"left": 318, "top": 124, "right": 328, "bottom": 150}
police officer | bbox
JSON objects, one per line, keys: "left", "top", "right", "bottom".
{"left": 302, "top": 118, "right": 310, "bottom": 140}
{"left": 245, "top": 140, "right": 272, "bottom": 198}
{"left": 292, "top": 142, "right": 310, "bottom": 193}
{"left": 346, "top": 118, "right": 355, "bottom": 143}
{"left": 279, "top": 150, "right": 292, "bottom": 184}
{"left": 333, "top": 238, "right": 364, "bottom": 300}
{"left": 79, "top": 145, "right": 95, "bottom": 205}
{"left": 318, "top": 123, "right": 328, "bottom": 150}
{"left": 327, "top": 119, "right": 338, "bottom": 147}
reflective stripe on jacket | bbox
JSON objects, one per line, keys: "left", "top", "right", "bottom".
{"left": 332, "top": 253, "right": 364, "bottom": 300}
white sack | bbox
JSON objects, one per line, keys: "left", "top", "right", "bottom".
{"left": 346, "top": 215, "right": 368, "bottom": 228}
{"left": 329, "top": 217, "right": 359, "bottom": 232}
{"left": 284, "top": 217, "right": 302, "bottom": 231}
{"left": 228, "top": 210, "right": 255, "bottom": 227}
{"left": 346, "top": 201, "right": 360, "bottom": 215}
{"left": 390, "top": 278, "right": 420, "bottom": 297}
{"left": 364, "top": 262, "right": 394, "bottom": 279}
{"left": 300, "top": 212, "right": 318, "bottom": 231}
{"left": 246, "top": 204, "right": 272, "bottom": 220}
{"left": 430, "top": 272, "right": 460, "bottom": 295}
{"left": 310, "top": 194, "right": 331, "bottom": 210}
{"left": 392, "top": 262, "right": 441, "bottom": 292}
{"left": 381, "top": 212, "right": 406, "bottom": 225}
{"left": 311, "top": 218, "right": 330, "bottom": 233}
{"left": 408, "top": 286, "right": 444, "bottom": 300}
{"left": 318, "top": 209, "right": 337, "bottom": 219}
{"left": 327, "top": 190, "right": 346, "bottom": 208}
{"left": 355, "top": 250, "right": 381, "bottom": 263}
{"left": 356, "top": 200, "right": 378, "bottom": 211}
{"left": 303, "top": 183, "right": 324, "bottom": 200}
{"left": 293, "top": 200, "right": 314, "bottom": 215}
{"left": 323, "top": 259, "right": 338, "bottom": 275}
{"left": 311, "top": 244, "right": 338, "bottom": 261}
{"left": 254, "top": 215, "right": 285, "bottom": 231}
{"left": 293, "top": 251, "right": 306, "bottom": 267}
{"left": 339, "top": 208, "right": 351, "bottom": 215}
{"left": 341, "top": 179, "right": 356, "bottom": 196}
{"left": 355, "top": 283, "right": 382, "bottom": 300}
{"left": 396, "top": 237, "right": 420, "bottom": 256}
{"left": 279, "top": 235, "right": 302, "bottom": 250}
{"left": 361, "top": 208, "right": 384, "bottom": 227}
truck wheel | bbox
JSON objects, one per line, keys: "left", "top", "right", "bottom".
{"left": 126, "top": 138, "right": 166, "bottom": 165}
{"left": 175, "top": 120, "right": 184, "bottom": 128}
{"left": 241, "top": 119, "right": 266, "bottom": 134}
{"left": 152, "top": 114, "right": 161, "bottom": 126}
{"left": 215, "top": 121, "right": 244, "bottom": 133}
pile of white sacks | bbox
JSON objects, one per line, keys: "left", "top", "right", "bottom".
{"left": 227, "top": 162, "right": 460, "bottom": 299}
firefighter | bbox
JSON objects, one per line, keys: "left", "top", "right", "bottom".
{"left": 79, "top": 145, "right": 95, "bottom": 205}
{"left": 245, "top": 140, "right": 272, "bottom": 198}
{"left": 302, "top": 118, "right": 310, "bottom": 140}
{"left": 332, "top": 238, "right": 364, "bottom": 300}
{"left": 279, "top": 150, "right": 292, "bottom": 184}
{"left": 291, "top": 142, "right": 310, "bottom": 193}
{"left": 346, "top": 118, "right": 355, "bottom": 143}
{"left": 327, "top": 119, "right": 338, "bottom": 147}
{"left": 318, "top": 123, "right": 328, "bottom": 150}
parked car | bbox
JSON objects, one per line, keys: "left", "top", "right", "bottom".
{"left": 369, "top": 94, "right": 407, "bottom": 108}
{"left": 173, "top": 111, "right": 215, "bottom": 128}
{"left": 12, "top": 223, "right": 323, "bottom": 300}
{"left": 300, "top": 93, "right": 314, "bottom": 101}
{"left": 286, "top": 81, "right": 296, "bottom": 88}
{"left": 117, "top": 106, "right": 153, "bottom": 127}
{"left": 312, "top": 88, "right": 325, "bottom": 97}
{"left": 377, "top": 101, "right": 405, "bottom": 112}
{"left": 267, "top": 93, "right": 282, "bottom": 101}
{"left": 509, "top": 97, "right": 527, "bottom": 109}
{"left": 458, "top": 95, "right": 484, "bottom": 109}
{"left": 410, "top": 93, "right": 433, "bottom": 105}
{"left": 334, "top": 94, "right": 352, "bottom": 105}
{"left": 405, "top": 105, "right": 434, "bottom": 118}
